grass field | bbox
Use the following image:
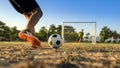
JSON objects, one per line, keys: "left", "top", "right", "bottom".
{"left": 0, "top": 42, "right": 120, "bottom": 68}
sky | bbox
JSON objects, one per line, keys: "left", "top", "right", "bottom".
{"left": 0, "top": 0, "right": 120, "bottom": 36}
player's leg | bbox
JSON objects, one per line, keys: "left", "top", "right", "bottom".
{"left": 10, "top": 0, "right": 43, "bottom": 36}
{"left": 79, "top": 37, "right": 81, "bottom": 42}
{"left": 18, "top": 29, "right": 42, "bottom": 48}
{"left": 17, "top": 0, "right": 43, "bottom": 48}
{"left": 81, "top": 37, "right": 83, "bottom": 42}
{"left": 20, "top": 8, "right": 43, "bottom": 48}
{"left": 78, "top": 37, "right": 80, "bottom": 42}
{"left": 9, "top": 0, "right": 43, "bottom": 48}
{"left": 24, "top": 8, "right": 43, "bottom": 36}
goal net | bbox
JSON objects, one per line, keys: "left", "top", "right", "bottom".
{"left": 61, "top": 21, "right": 96, "bottom": 44}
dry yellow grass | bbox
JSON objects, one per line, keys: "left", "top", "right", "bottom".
{"left": 0, "top": 42, "right": 120, "bottom": 68}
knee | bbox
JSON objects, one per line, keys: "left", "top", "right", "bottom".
{"left": 32, "top": 8, "right": 43, "bottom": 18}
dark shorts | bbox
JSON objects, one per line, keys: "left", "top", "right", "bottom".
{"left": 9, "top": 0, "right": 40, "bottom": 14}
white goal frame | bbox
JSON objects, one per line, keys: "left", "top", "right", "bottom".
{"left": 61, "top": 21, "right": 97, "bottom": 44}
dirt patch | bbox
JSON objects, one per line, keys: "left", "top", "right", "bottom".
{"left": 0, "top": 42, "right": 120, "bottom": 68}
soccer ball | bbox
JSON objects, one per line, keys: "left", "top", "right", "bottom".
{"left": 48, "top": 34, "right": 62, "bottom": 49}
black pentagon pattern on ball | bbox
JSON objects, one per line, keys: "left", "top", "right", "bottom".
{"left": 53, "top": 34, "right": 57, "bottom": 37}
{"left": 56, "top": 40, "right": 61, "bottom": 45}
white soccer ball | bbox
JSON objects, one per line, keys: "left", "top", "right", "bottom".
{"left": 48, "top": 34, "right": 62, "bottom": 49}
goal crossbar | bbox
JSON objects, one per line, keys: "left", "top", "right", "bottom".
{"left": 63, "top": 21, "right": 96, "bottom": 23}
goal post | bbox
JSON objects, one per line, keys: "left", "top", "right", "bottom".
{"left": 61, "top": 21, "right": 97, "bottom": 44}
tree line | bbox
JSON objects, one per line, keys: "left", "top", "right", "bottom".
{"left": 0, "top": 21, "right": 120, "bottom": 43}
{"left": 0, "top": 21, "right": 20, "bottom": 41}
{"left": 99, "top": 26, "right": 120, "bottom": 43}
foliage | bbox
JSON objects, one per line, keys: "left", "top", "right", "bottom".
{"left": 0, "top": 21, "right": 19, "bottom": 41}
{"left": 99, "top": 26, "right": 120, "bottom": 43}
{"left": 56, "top": 25, "right": 62, "bottom": 35}
{"left": 0, "top": 21, "right": 11, "bottom": 41}
{"left": 64, "top": 25, "right": 77, "bottom": 42}
{"left": 84, "top": 33, "right": 90, "bottom": 42}
{"left": 1, "top": 20, "right": 120, "bottom": 43}
{"left": 99, "top": 26, "right": 112, "bottom": 42}
{"left": 10, "top": 26, "right": 20, "bottom": 40}
{"left": 37, "top": 24, "right": 77, "bottom": 42}
{"left": 111, "top": 31, "right": 119, "bottom": 39}
{"left": 37, "top": 26, "right": 48, "bottom": 41}
{"left": 48, "top": 24, "right": 57, "bottom": 35}
{"left": 37, "top": 24, "right": 62, "bottom": 41}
